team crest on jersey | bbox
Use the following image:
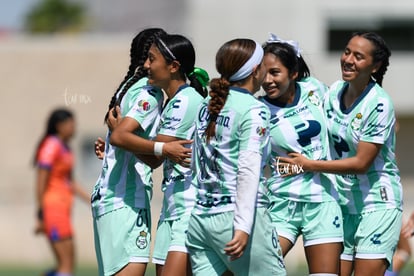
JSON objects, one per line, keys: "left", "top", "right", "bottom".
{"left": 256, "top": 126, "right": 266, "bottom": 136}
{"left": 136, "top": 231, "right": 148, "bottom": 249}
{"left": 351, "top": 113, "right": 363, "bottom": 130}
{"left": 307, "top": 90, "right": 320, "bottom": 106}
{"left": 136, "top": 100, "right": 151, "bottom": 112}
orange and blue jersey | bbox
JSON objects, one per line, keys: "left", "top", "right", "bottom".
{"left": 37, "top": 135, "right": 74, "bottom": 241}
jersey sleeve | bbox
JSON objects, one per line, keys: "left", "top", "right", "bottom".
{"left": 360, "top": 95, "right": 395, "bottom": 145}
{"left": 238, "top": 103, "right": 270, "bottom": 154}
{"left": 233, "top": 150, "right": 262, "bottom": 234}
{"left": 37, "top": 137, "right": 61, "bottom": 170}
{"left": 301, "top": 76, "right": 329, "bottom": 99}
{"left": 125, "top": 87, "right": 162, "bottom": 132}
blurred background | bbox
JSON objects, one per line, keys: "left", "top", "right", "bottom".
{"left": 1, "top": 0, "right": 414, "bottom": 275}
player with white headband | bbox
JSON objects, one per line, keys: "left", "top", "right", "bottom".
{"left": 186, "top": 38, "right": 286, "bottom": 276}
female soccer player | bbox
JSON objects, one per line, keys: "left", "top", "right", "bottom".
{"left": 279, "top": 31, "right": 403, "bottom": 276}
{"left": 91, "top": 28, "right": 166, "bottom": 276}
{"left": 260, "top": 34, "right": 343, "bottom": 275}
{"left": 109, "top": 33, "right": 209, "bottom": 276}
{"left": 185, "top": 38, "right": 286, "bottom": 276}
{"left": 34, "top": 108, "right": 90, "bottom": 276}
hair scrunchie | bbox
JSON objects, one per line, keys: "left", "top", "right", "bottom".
{"left": 188, "top": 67, "right": 210, "bottom": 88}
{"left": 267, "top": 33, "right": 302, "bottom": 57}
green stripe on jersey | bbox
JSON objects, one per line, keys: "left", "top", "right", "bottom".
{"left": 192, "top": 87, "right": 270, "bottom": 215}
{"left": 157, "top": 85, "right": 204, "bottom": 220}
{"left": 262, "top": 77, "right": 338, "bottom": 202}
{"left": 91, "top": 77, "right": 164, "bottom": 217}
{"left": 325, "top": 79, "right": 402, "bottom": 214}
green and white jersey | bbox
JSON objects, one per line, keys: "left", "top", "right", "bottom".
{"left": 261, "top": 77, "right": 338, "bottom": 202}
{"left": 157, "top": 85, "right": 204, "bottom": 221}
{"left": 91, "top": 77, "right": 164, "bottom": 217}
{"left": 325, "top": 79, "right": 402, "bottom": 214}
{"left": 192, "top": 87, "right": 270, "bottom": 215}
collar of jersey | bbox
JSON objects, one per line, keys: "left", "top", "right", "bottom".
{"left": 339, "top": 78, "right": 375, "bottom": 114}
{"left": 263, "top": 83, "right": 301, "bottom": 108}
{"left": 176, "top": 83, "right": 190, "bottom": 94}
{"left": 230, "top": 86, "right": 253, "bottom": 95}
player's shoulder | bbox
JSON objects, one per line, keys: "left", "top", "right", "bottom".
{"left": 41, "top": 136, "right": 62, "bottom": 149}
{"left": 299, "top": 76, "right": 327, "bottom": 90}
{"left": 178, "top": 85, "right": 204, "bottom": 101}
{"left": 37, "top": 136, "right": 65, "bottom": 161}
{"left": 329, "top": 79, "right": 346, "bottom": 90}
{"left": 370, "top": 82, "right": 392, "bottom": 100}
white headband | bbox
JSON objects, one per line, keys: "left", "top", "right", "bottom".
{"left": 158, "top": 38, "right": 176, "bottom": 60}
{"left": 229, "top": 41, "right": 264, "bottom": 82}
{"left": 266, "top": 33, "right": 302, "bottom": 58}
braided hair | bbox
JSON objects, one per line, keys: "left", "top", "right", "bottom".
{"left": 204, "top": 39, "right": 257, "bottom": 142}
{"left": 351, "top": 31, "right": 391, "bottom": 87}
{"left": 104, "top": 28, "right": 166, "bottom": 123}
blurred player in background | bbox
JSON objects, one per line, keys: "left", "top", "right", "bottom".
{"left": 34, "top": 108, "right": 90, "bottom": 276}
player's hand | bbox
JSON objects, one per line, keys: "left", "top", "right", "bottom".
{"left": 34, "top": 219, "right": 45, "bottom": 235}
{"left": 163, "top": 140, "right": 192, "bottom": 167}
{"left": 224, "top": 230, "right": 249, "bottom": 261}
{"left": 401, "top": 212, "right": 414, "bottom": 239}
{"left": 107, "top": 106, "right": 122, "bottom": 131}
{"left": 275, "top": 153, "right": 306, "bottom": 177}
{"left": 94, "top": 137, "right": 105, "bottom": 160}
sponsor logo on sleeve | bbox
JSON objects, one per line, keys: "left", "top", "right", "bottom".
{"left": 136, "top": 100, "right": 151, "bottom": 112}
{"left": 256, "top": 126, "right": 266, "bottom": 136}
{"left": 308, "top": 90, "right": 320, "bottom": 106}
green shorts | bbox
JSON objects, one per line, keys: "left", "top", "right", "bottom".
{"left": 341, "top": 208, "right": 402, "bottom": 266}
{"left": 93, "top": 206, "right": 151, "bottom": 276}
{"left": 186, "top": 207, "right": 286, "bottom": 276}
{"left": 268, "top": 197, "right": 343, "bottom": 246}
{"left": 152, "top": 215, "right": 191, "bottom": 265}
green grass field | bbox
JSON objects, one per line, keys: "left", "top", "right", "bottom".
{"left": 0, "top": 263, "right": 153, "bottom": 276}
{"left": 2, "top": 262, "right": 414, "bottom": 275}
{"left": 0, "top": 265, "right": 98, "bottom": 276}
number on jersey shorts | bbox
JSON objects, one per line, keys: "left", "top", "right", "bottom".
{"left": 93, "top": 206, "right": 151, "bottom": 276}
{"left": 341, "top": 208, "right": 402, "bottom": 266}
